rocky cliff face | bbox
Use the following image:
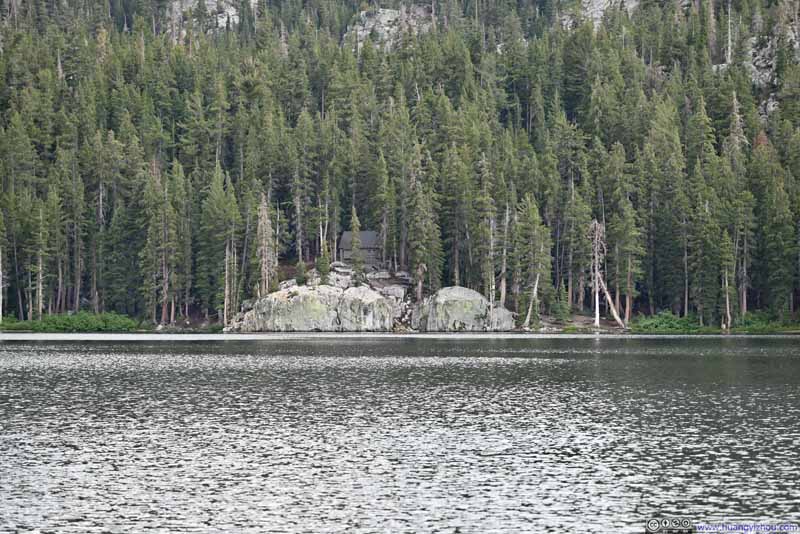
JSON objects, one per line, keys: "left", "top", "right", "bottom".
{"left": 579, "top": 0, "right": 639, "bottom": 26}
{"left": 227, "top": 282, "right": 515, "bottom": 333}
{"left": 167, "top": 0, "right": 257, "bottom": 34}
{"left": 343, "top": 6, "right": 434, "bottom": 50}
{"left": 412, "top": 287, "right": 514, "bottom": 332}
{"left": 227, "top": 284, "right": 401, "bottom": 332}
{"left": 713, "top": 15, "right": 799, "bottom": 116}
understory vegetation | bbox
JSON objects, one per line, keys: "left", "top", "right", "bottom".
{"left": 1, "top": 312, "right": 139, "bottom": 332}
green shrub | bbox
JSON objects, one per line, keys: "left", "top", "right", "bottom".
{"left": 730, "top": 311, "right": 798, "bottom": 333}
{"left": 1, "top": 312, "right": 138, "bottom": 333}
{"left": 316, "top": 252, "right": 331, "bottom": 285}
{"left": 295, "top": 260, "right": 307, "bottom": 286}
{"left": 630, "top": 311, "right": 703, "bottom": 333}
{"left": 551, "top": 285, "right": 571, "bottom": 323}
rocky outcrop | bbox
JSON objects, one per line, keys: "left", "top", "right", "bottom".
{"left": 226, "top": 284, "right": 400, "bottom": 332}
{"left": 343, "top": 6, "right": 434, "bottom": 50}
{"left": 560, "top": 0, "right": 639, "bottom": 28}
{"left": 167, "top": 0, "right": 257, "bottom": 36}
{"left": 412, "top": 287, "right": 514, "bottom": 332}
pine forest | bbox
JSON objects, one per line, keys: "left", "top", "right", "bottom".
{"left": 2, "top": 0, "right": 800, "bottom": 331}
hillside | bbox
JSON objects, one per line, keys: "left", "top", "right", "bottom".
{"left": 1, "top": 0, "right": 800, "bottom": 330}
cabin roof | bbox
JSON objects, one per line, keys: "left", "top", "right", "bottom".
{"left": 339, "top": 231, "right": 381, "bottom": 250}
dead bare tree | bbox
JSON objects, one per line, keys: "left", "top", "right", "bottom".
{"left": 590, "top": 220, "right": 625, "bottom": 329}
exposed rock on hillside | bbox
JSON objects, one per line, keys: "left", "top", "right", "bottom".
{"left": 582, "top": 0, "right": 638, "bottom": 26}
{"left": 343, "top": 6, "right": 434, "bottom": 50}
{"left": 712, "top": 17, "right": 799, "bottom": 116}
{"left": 226, "top": 284, "right": 400, "bottom": 332}
{"left": 412, "top": 287, "right": 514, "bottom": 332}
{"left": 561, "top": 0, "right": 639, "bottom": 28}
{"left": 167, "top": 0, "right": 256, "bottom": 35}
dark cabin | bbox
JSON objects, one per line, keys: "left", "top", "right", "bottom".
{"left": 338, "top": 231, "right": 382, "bottom": 268}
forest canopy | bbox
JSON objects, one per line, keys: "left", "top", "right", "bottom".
{"left": 1, "top": 0, "right": 800, "bottom": 328}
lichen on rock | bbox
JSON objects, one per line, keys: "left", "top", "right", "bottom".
{"left": 226, "top": 284, "right": 400, "bottom": 332}
{"left": 412, "top": 286, "right": 514, "bottom": 332}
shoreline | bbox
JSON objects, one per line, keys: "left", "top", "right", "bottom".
{"left": 1, "top": 332, "right": 799, "bottom": 341}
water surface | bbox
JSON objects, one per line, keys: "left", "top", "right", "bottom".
{"left": 1, "top": 337, "right": 799, "bottom": 532}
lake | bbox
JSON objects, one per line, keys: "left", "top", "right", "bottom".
{"left": 1, "top": 336, "right": 799, "bottom": 532}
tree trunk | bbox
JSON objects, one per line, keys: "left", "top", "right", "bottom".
{"left": 37, "top": 250, "right": 43, "bottom": 321}
{"left": 91, "top": 246, "right": 99, "bottom": 314}
{"left": 232, "top": 244, "right": 238, "bottom": 316}
{"left": 0, "top": 247, "right": 3, "bottom": 323}
{"left": 614, "top": 244, "right": 621, "bottom": 314}
{"left": 648, "top": 192, "right": 655, "bottom": 315}
{"left": 499, "top": 202, "right": 509, "bottom": 307}
{"left": 224, "top": 238, "right": 230, "bottom": 327}
{"left": 27, "top": 270, "right": 33, "bottom": 321}
{"left": 594, "top": 259, "right": 600, "bottom": 328}
{"left": 57, "top": 259, "right": 64, "bottom": 314}
{"left": 625, "top": 255, "right": 633, "bottom": 325}
{"left": 567, "top": 251, "right": 573, "bottom": 308}
{"left": 590, "top": 220, "right": 605, "bottom": 328}
{"left": 161, "top": 252, "right": 169, "bottom": 325}
{"left": 523, "top": 272, "right": 540, "bottom": 329}
{"left": 453, "top": 243, "right": 460, "bottom": 287}
{"left": 416, "top": 263, "right": 426, "bottom": 302}
{"left": 741, "top": 231, "right": 748, "bottom": 317}
{"left": 598, "top": 275, "right": 625, "bottom": 328}
{"left": 294, "top": 195, "right": 303, "bottom": 264}
{"left": 488, "top": 213, "right": 495, "bottom": 304}
{"left": 13, "top": 241, "right": 24, "bottom": 320}
{"left": 683, "top": 224, "right": 689, "bottom": 317}
{"left": 73, "top": 228, "right": 81, "bottom": 312}
{"left": 185, "top": 277, "right": 191, "bottom": 319}
{"left": 239, "top": 210, "right": 251, "bottom": 300}
{"left": 723, "top": 269, "right": 732, "bottom": 331}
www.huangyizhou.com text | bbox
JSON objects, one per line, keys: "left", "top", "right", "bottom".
{"left": 695, "top": 523, "right": 799, "bottom": 532}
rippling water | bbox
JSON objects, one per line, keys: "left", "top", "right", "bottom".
{"left": 1, "top": 337, "right": 799, "bottom": 532}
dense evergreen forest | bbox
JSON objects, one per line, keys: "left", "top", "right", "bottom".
{"left": 1, "top": 0, "right": 800, "bottom": 328}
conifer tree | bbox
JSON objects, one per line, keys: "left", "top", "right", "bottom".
{"left": 475, "top": 154, "right": 497, "bottom": 304}
{"left": 141, "top": 163, "right": 177, "bottom": 324}
{"left": 256, "top": 193, "right": 276, "bottom": 297}
{"left": 171, "top": 161, "right": 193, "bottom": 319}
{"left": 408, "top": 179, "right": 443, "bottom": 302}
{"left": 515, "top": 194, "right": 552, "bottom": 328}
{"left": 198, "top": 163, "right": 240, "bottom": 323}
{"left": 350, "top": 205, "right": 364, "bottom": 280}
{"left": 720, "top": 229, "right": 735, "bottom": 330}
{"left": 606, "top": 143, "right": 643, "bottom": 324}
{"left": 0, "top": 209, "right": 4, "bottom": 322}
{"left": 649, "top": 97, "right": 689, "bottom": 315}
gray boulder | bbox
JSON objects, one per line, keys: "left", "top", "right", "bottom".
{"left": 378, "top": 284, "right": 406, "bottom": 300}
{"left": 279, "top": 279, "right": 297, "bottom": 291}
{"left": 328, "top": 271, "right": 352, "bottom": 289}
{"left": 366, "top": 270, "right": 392, "bottom": 281}
{"left": 227, "top": 284, "right": 399, "bottom": 332}
{"left": 337, "top": 286, "right": 399, "bottom": 331}
{"left": 412, "top": 286, "right": 514, "bottom": 332}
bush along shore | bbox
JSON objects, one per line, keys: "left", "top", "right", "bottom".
{"left": 1, "top": 312, "right": 139, "bottom": 333}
